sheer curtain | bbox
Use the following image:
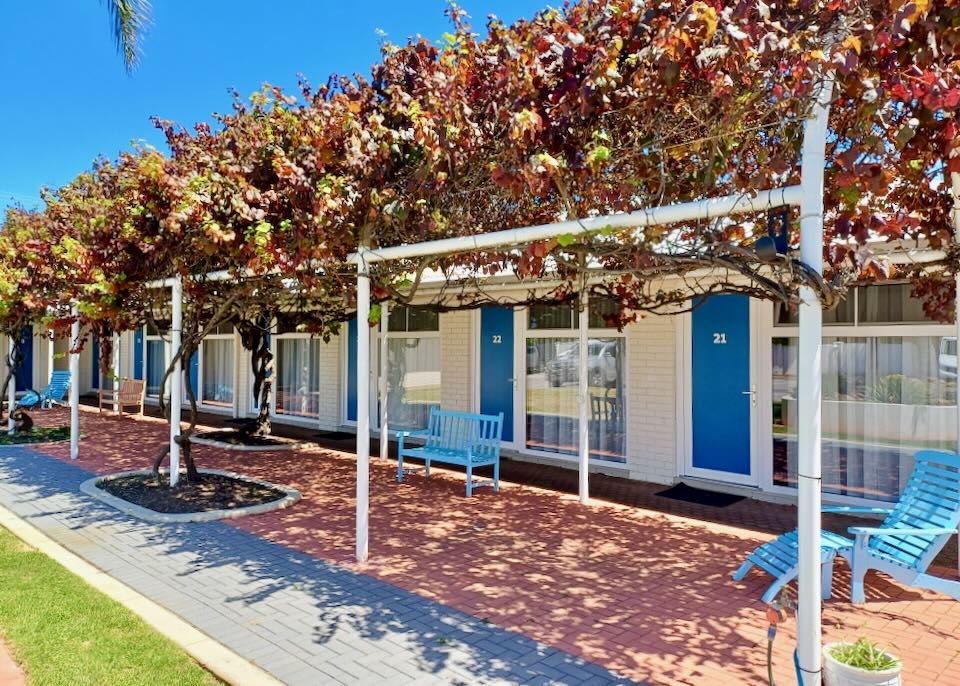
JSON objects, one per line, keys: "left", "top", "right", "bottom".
{"left": 146, "top": 340, "right": 165, "bottom": 396}
{"left": 202, "top": 339, "right": 234, "bottom": 406}
{"left": 386, "top": 337, "right": 440, "bottom": 430}
{"left": 773, "top": 335, "right": 957, "bottom": 501}
{"left": 525, "top": 337, "right": 627, "bottom": 462}
{"left": 276, "top": 338, "right": 320, "bottom": 417}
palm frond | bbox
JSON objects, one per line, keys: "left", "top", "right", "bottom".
{"left": 103, "top": 0, "right": 151, "bottom": 72}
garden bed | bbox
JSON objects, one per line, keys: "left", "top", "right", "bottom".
{"left": 191, "top": 430, "right": 301, "bottom": 452}
{"left": 0, "top": 426, "right": 69, "bottom": 445}
{"left": 80, "top": 469, "right": 301, "bottom": 523}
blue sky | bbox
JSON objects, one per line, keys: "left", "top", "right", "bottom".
{"left": 0, "top": 0, "right": 548, "bottom": 214}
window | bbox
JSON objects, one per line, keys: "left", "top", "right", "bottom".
{"left": 388, "top": 305, "right": 439, "bottom": 333}
{"left": 525, "top": 300, "right": 626, "bottom": 463}
{"left": 276, "top": 338, "right": 321, "bottom": 418}
{"left": 774, "top": 282, "right": 937, "bottom": 327}
{"left": 144, "top": 323, "right": 168, "bottom": 397}
{"left": 774, "top": 297, "right": 854, "bottom": 326}
{"left": 772, "top": 336, "right": 956, "bottom": 502}
{"left": 146, "top": 340, "right": 165, "bottom": 397}
{"left": 201, "top": 327, "right": 234, "bottom": 407}
{"left": 858, "top": 284, "right": 936, "bottom": 324}
{"left": 383, "top": 306, "right": 440, "bottom": 430}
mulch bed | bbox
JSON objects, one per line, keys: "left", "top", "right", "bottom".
{"left": 195, "top": 429, "right": 292, "bottom": 447}
{"left": 0, "top": 426, "right": 69, "bottom": 445}
{"left": 99, "top": 473, "right": 287, "bottom": 514}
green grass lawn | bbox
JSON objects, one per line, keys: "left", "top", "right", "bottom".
{"left": 0, "top": 526, "right": 220, "bottom": 686}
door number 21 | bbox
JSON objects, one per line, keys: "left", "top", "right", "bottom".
{"left": 713, "top": 332, "right": 727, "bottom": 345}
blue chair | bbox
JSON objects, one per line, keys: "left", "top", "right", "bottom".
{"left": 17, "top": 371, "right": 71, "bottom": 410}
{"left": 734, "top": 450, "right": 960, "bottom": 604}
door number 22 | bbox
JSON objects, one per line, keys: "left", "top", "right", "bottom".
{"left": 713, "top": 332, "right": 727, "bottom": 345}
{"left": 491, "top": 335, "right": 502, "bottom": 344}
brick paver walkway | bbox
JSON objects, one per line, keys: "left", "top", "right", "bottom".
{"left": 0, "top": 444, "right": 632, "bottom": 685}
{"left": 13, "top": 407, "right": 960, "bottom": 685}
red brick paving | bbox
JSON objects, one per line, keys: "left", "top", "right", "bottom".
{"left": 28, "top": 407, "right": 960, "bottom": 685}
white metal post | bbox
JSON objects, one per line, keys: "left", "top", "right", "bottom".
{"left": 69, "top": 307, "right": 80, "bottom": 459}
{"left": 169, "top": 277, "right": 183, "bottom": 487}
{"left": 356, "top": 253, "right": 371, "bottom": 563}
{"left": 951, "top": 170, "right": 960, "bottom": 576}
{"left": 379, "top": 301, "right": 389, "bottom": 463}
{"left": 112, "top": 332, "right": 121, "bottom": 412}
{"left": 578, "top": 291, "right": 590, "bottom": 504}
{"left": 6, "top": 336, "right": 15, "bottom": 434}
{"left": 47, "top": 329, "right": 54, "bottom": 383}
{"left": 796, "top": 76, "right": 834, "bottom": 686}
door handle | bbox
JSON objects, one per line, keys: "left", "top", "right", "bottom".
{"left": 741, "top": 385, "right": 757, "bottom": 407}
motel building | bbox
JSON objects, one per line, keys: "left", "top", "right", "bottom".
{"left": 6, "top": 275, "right": 957, "bottom": 510}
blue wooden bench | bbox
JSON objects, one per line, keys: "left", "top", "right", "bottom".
{"left": 734, "top": 450, "right": 960, "bottom": 604}
{"left": 396, "top": 408, "right": 504, "bottom": 497}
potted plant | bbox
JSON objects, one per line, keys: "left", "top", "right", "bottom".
{"left": 823, "top": 638, "right": 902, "bottom": 686}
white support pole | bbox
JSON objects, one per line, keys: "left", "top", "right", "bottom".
{"left": 951, "top": 170, "right": 960, "bottom": 576}
{"left": 47, "top": 329, "right": 55, "bottom": 382}
{"left": 6, "top": 336, "right": 15, "bottom": 434}
{"left": 379, "top": 301, "right": 389, "bottom": 463}
{"left": 356, "top": 253, "right": 371, "bottom": 563}
{"left": 69, "top": 307, "right": 80, "bottom": 459}
{"left": 578, "top": 291, "right": 590, "bottom": 504}
{"left": 169, "top": 277, "right": 183, "bottom": 487}
{"left": 796, "top": 76, "right": 834, "bottom": 686}
{"left": 112, "top": 332, "right": 121, "bottom": 412}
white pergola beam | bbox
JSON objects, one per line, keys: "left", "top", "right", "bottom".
{"left": 796, "top": 76, "right": 834, "bottom": 686}
{"left": 349, "top": 187, "right": 802, "bottom": 265}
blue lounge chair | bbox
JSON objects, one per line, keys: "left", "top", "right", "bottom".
{"left": 734, "top": 450, "right": 960, "bottom": 604}
{"left": 17, "top": 371, "right": 71, "bottom": 410}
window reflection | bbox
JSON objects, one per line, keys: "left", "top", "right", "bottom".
{"left": 772, "top": 336, "right": 957, "bottom": 501}
{"left": 526, "top": 336, "right": 626, "bottom": 462}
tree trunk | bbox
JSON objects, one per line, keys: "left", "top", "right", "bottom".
{"left": 0, "top": 333, "right": 25, "bottom": 424}
{"left": 238, "top": 315, "right": 273, "bottom": 436}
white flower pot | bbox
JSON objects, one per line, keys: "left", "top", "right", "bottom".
{"left": 823, "top": 643, "right": 902, "bottom": 686}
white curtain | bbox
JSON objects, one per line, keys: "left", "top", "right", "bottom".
{"left": 276, "top": 338, "right": 320, "bottom": 417}
{"left": 146, "top": 340, "right": 165, "bottom": 396}
{"left": 202, "top": 339, "right": 234, "bottom": 406}
{"left": 386, "top": 337, "right": 440, "bottom": 430}
{"left": 773, "top": 335, "right": 957, "bottom": 502}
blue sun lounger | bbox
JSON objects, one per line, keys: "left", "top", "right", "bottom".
{"left": 16, "top": 370, "right": 71, "bottom": 410}
{"left": 735, "top": 450, "right": 960, "bottom": 604}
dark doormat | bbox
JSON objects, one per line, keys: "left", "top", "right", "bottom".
{"left": 655, "top": 483, "right": 745, "bottom": 508}
{"left": 312, "top": 431, "right": 356, "bottom": 442}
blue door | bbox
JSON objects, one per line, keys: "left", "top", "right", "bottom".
{"left": 133, "top": 328, "right": 144, "bottom": 380}
{"left": 188, "top": 351, "right": 199, "bottom": 400}
{"left": 91, "top": 337, "right": 100, "bottom": 390}
{"left": 347, "top": 319, "right": 358, "bottom": 422}
{"left": 14, "top": 326, "right": 32, "bottom": 391}
{"left": 691, "top": 295, "right": 752, "bottom": 477}
{"left": 480, "top": 307, "right": 514, "bottom": 442}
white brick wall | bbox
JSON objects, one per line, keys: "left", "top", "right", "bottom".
{"left": 440, "top": 311, "right": 473, "bottom": 413}
{"left": 624, "top": 314, "right": 678, "bottom": 485}
{"left": 316, "top": 334, "right": 342, "bottom": 429}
